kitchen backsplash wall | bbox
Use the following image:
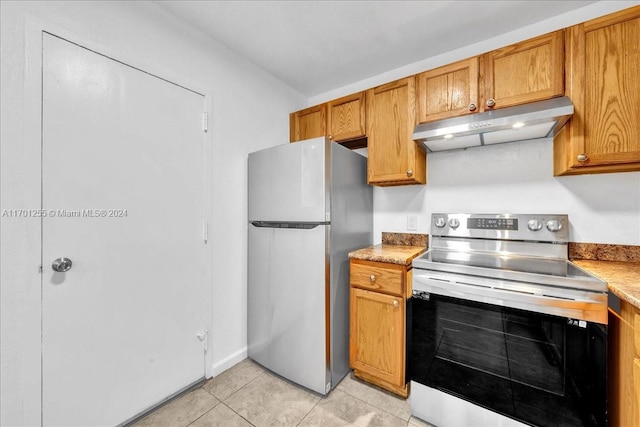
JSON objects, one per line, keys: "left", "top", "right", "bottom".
{"left": 373, "top": 138, "right": 640, "bottom": 246}
{"left": 569, "top": 243, "right": 640, "bottom": 262}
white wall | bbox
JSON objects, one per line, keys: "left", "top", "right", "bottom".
{"left": 0, "top": 1, "right": 305, "bottom": 425}
{"left": 374, "top": 140, "right": 640, "bottom": 245}
{"left": 311, "top": 1, "right": 640, "bottom": 246}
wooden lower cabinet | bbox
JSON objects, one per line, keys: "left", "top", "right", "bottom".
{"left": 609, "top": 299, "right": 640, "bottom": 427}
{"left": 635, "top": 311, "right": 640, "bottom": 424}
{"left": 635, "top": 358, "right": 640, "bottom": 424}
{"left": 349, "top": 259, "right": 409, "bottom": 397}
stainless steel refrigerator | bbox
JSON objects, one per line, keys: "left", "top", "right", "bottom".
{"left": 247, "top": 137, "right": 373, "bottom": 395}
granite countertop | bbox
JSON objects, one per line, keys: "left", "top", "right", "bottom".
{"left": 349, "top": 237, "right": 640, "bottom": 307}
{"left": 573, "top": 260, "right": 640, "bottom": 309}
{"left": 349, "top": 244, "right": 427, "bottom": 266}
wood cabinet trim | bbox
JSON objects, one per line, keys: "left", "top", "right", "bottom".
{"left": 609, "top": 299, "right": 640, "bottom": 427}
{"left": 350, "top": 258, "right": 406, "bottom": 270}
{"left": 371, "top": 77, "right": 412, "bottom": 95}
{"left": 563, "top": 23, "right": 586, "bottom": 169}
{"left": 634, "top": 358, "right": 640, "bottom": 423}
{"left": 583, "top": 5, "right": 640, "bottom": 31}
{"left": 635, "top": 310, "right": 640, "bottom": 357}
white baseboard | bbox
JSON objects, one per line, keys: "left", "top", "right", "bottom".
{"left": 210, "top": 347, "right": 248, "bottom": 377}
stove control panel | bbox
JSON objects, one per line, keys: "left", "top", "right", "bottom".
{"left": 431, "top": 213, "right": 569, "bottom": 242}
{"left": 468, "top": 217, "right": 517, "bottom": 230}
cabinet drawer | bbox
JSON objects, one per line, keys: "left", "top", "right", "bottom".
{"left": 350, "top": 261, "right": 404, "bottom": 296}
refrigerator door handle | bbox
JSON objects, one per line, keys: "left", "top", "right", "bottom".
{"left": 250, "top": 221, "right": 326, "bottom": 229}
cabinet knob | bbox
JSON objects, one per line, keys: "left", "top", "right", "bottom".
{"left": 468, "top": 103, "right": 477, "bottom": 111}
{"left": 577, "top": 153, "right": 589, "bottom": 162}
{"left": 328, "top": 134, "right": 333, "bottom": 140}
{"left": 486, "top": 98, "right": 496, "bottom": 108}
{"left": 369, "top": 275, "right": 376, "bottom": 282}
{"left": 392, "top": 300, "right": 399, "bottom": 307}
{"left": 406, "top": 169, "right": 413, "bottom": 177}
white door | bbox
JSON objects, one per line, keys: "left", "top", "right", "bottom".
{"left": 42, "top": 33, "right": 208, "bottom": 426}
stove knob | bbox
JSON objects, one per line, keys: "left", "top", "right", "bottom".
{"left": 449, "top": 218, "right": 460, "bottom": 229}
{"left": 527, "top": 219, "right": 543, "bottom": 231}
{"left": 434, "top": 217, "right": 446, "bottom": 228}
{"left": 546, "top": 219, "right": 563, "bottom": 232}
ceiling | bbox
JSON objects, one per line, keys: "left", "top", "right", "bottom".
{"left": 155, "top": 1, "right": 598, "bottom": 98}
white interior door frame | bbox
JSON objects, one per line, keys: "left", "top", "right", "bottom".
{"left": 16, "top": 16, "right": 214, "bottom": 424}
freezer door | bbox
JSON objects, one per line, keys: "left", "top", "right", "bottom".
{"left": 248, "top": 137, "right": 328, "bottom": 223}
{"left": 247, "top": 223, "right": 329, "bottom": 395}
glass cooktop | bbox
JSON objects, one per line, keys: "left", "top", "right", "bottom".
{"left": 412, "top": 249, "right": 607, "bottom": 292}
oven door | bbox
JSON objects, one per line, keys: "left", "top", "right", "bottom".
{"left": 410, "top": 293, "right": 607, "bottom": 427}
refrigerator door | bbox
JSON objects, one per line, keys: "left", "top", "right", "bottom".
{"left": 248, "top": 137, "right": 328, "bottom": 223}
{"left": 248, "top": 223, "right": 329, "bottom": 395}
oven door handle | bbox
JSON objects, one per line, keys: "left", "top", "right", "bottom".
{"left": 413, "top": 271, "right": 608, "bottom": 324}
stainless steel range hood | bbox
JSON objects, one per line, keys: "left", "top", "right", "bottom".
{"left": 412, "top": 96, "right": 573, "bottom": 152}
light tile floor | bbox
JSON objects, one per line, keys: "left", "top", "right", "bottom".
{"left": 132, "top": 359, "right": 433, "bottom": 427}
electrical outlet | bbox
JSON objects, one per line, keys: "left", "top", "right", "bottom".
{"left": 407, "top": 215, "right": 417, "bottom": 231}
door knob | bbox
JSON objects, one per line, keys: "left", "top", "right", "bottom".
{"left": 52, "top": 257, "right": 72, "bottom": 272}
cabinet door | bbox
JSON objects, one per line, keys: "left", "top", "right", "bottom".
{"left": 349, "top": 287, "right": 405, "bottom": 389}
{"left": 289, "top": 104, "right": 326, "bottom": 142}
{"left": 483, "top": 30, "right": 564, "bottom": 110}
{"left": 327, "top": 92, "right": 366, "bottom": 142}
{"left": 417, "top": 57, "right": 479, "bottom": 123}
{"left": 635, "top": 311, "right": 640, "bottom": 424}
{"left": 635, "top": 358, "right": 640, "bottom": 425}
{"left": 555, "top": 7, "right": 640, "bottom": 175}
{"left": 609, "top": 300, "right": 640, "bottom": 427}
{"left": 366, "top": 77, "right": 426, "bottom": 185}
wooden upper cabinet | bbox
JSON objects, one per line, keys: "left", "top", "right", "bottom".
{"left": 289, "top": 104, "right": 326, "bottom": 143}
{"left": 327, "top": 92, "right": 366, "bottom": 142}
{"left": 417, "top": 31, "right": 563, "bottom": 125}
{"left": 417, "top": 57, "right": 480, "bottom": 123}
{"left": 366, "top": 77, "right": 426, "bottom": 186}
{"left": 554, "top": 6, "right": 640, "bottom": 175}
{"left": 483, "top": 30, "right": 565, "bottom": 110}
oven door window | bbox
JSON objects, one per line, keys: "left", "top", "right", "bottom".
{"left": 410, "top": 294, "right": 606, "bottom": 427}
